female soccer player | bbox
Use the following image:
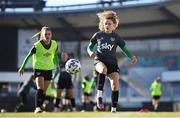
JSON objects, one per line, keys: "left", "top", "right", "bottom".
{"left": 18, "top": 26, "right": 59, "bottom": 113}
{"left": 81, "top": 75, "right": 96, "bottom": 111}
{"left": 87, "top": 10, "right": 137, "bottom": 112}
{"left": 150, "top": 76, "right": 163, "bottom": 111}
{"left": 53, "top": 52, "right": 76, "bottom": 112}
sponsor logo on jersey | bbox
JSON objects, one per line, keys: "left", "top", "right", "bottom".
{"left": 43, "top": 52, "right": 51, "bottom": 57}
{"left": 97, "top": 42, "right": 114, "bottom": 51}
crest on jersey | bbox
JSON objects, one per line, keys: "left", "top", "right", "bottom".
{"left": 110, "top": 37, "right": 115, "bottom": 41}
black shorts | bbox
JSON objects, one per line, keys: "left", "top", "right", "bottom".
{"left": 94, "top": 60, "right": 120, "bottom": 75}
{"left": 83, "top": 92, "right": 92, "bottom": 96}
{"left": 153, "top": 96, "right": 160, "bottom": 100}
{"left": 57, "top": 72, "right": 73, "bottom": 89}
{"left": 34, "top": 69, "right": 52, "bottom": 81}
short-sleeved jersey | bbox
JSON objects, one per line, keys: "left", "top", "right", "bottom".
{"left": 59, "top": 60, "right": 71, "bottom": 77}
{"left": 59, "top": 60, "right": 66, "bottom": 73}
{"left": 82, "top": 79, "right": 95, "bottom": 93}
{"left": 90, "top": 31, "right": 125, "bottom": 64}
{"left": 59, "top": 60, "right": 66, "bottom": 72}
{"left": 57, "top": 59, "right": 73, "bottom": 89}
{"left": 150, "top": 81, "right": 162, "bottom": 96}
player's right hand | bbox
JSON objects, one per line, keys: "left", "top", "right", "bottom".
{"left": 18, "top": 68, "right": 24, "bottom": 76}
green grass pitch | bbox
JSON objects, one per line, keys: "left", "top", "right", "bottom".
{"left": 0, "top": 112, "right": 180, "bottom": 118}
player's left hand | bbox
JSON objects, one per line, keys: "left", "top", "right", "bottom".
{"left": 131, "top": 56, "right": 137, "bottom": 64}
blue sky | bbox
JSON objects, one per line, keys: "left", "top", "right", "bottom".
{"left": 46, "top": 0, "right": 161, "bottom": 6}
{"left": 46, "top": 0, "right": 97, "bottom": 6}
{"left": 4, "top": 0, "right": 163, "bottom": 12}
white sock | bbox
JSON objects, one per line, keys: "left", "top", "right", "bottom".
{"left": 97, "top": 90, "right": 103, "bottom": 98}
{"left": 154, "top": 105, "right": 158, "bottom": 110}
{"left": 111, "top": 107, "right": 116, "bottom": 112}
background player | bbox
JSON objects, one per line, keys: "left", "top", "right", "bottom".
{"left": 53, "top": 52, "right": 76, "bottom": 112}
{"left": 150, "top": 76, "right": 163, "bottom": 111}
{"left": 81, "top": 74, "right": 96, "bottom": 112}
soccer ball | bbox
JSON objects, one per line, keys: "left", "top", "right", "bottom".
{"left": 65, "top": 59, "right": 81, "bottom": 74}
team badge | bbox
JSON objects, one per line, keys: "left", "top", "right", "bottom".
{"left": 110, "top": 37, "right": 115, "bottom": 41}
{"left": 97, "top": 39, "right": 101, "bottom": 44}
